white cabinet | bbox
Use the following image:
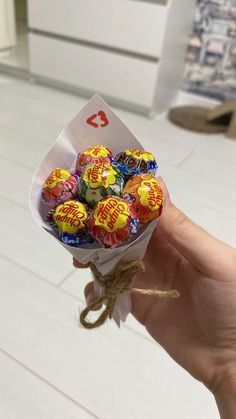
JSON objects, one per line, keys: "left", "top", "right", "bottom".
{"left": 27, "top": 0, "right": 196, "bottom": 115}
{"left": 29, "top": 34, "right": 158, "bottom": 110}
{"left": 0, "top": 0, "right": 16, "bottom": 51}
{"left": 28, "top": 0, "right": 167, "bottom": 58}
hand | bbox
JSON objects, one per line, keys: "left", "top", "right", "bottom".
{"left": 132, "top": 201, "right": 236, "bottom": 394}
{"left": 73, "top": 179, "right": 236, "bottom": 417}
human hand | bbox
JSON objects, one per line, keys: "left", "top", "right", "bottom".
{"left": 132, "top": 198, "right": 236, "bottom": 394}
{"left": 73, "top": 179, "right": 236, "bottom": 417}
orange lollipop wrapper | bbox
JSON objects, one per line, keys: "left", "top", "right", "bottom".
{"left": 123, "top": 174, "right": 164, "bottom": 224}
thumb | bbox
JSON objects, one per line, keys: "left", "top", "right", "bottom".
{"left": 158, "top": 180, "right": 235, "bottom": 279}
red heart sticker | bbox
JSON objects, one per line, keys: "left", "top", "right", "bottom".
{"left": 86, "top": 110, "right": 109, "bottom": 128}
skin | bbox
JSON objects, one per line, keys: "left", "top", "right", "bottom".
{"left": 73, "top": 178, "right": 236, "bottom": 418}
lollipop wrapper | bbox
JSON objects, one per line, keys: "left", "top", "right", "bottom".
{"left": 30, "top": 94, "right": 158, "bottom": 325}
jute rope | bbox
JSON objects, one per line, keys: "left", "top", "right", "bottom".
{"left": 80, "top": 260, "right": 180, "bottom": 329}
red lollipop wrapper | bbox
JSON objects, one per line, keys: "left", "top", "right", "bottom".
{"left": 30, "top": 95, "right": 165, "bottom": 327}
{"left": 88, "top": 196, "right": 138, "bottom": 248}
{"left": 75, "top": 145, "right": 113, "bottom": 175}
{"left": 42, "top": 167, "right": 78, "bottom": 207}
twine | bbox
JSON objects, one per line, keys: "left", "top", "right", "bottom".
{"left": 80, "top": 260, "right": 180, "bottom": 329}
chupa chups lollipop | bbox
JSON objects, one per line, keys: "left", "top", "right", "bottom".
{"left": 88, "top": 196, "right": 138, "bottom": 248}
{"left": 123, "top": 174, "right": 164, "bottom": 224}
{"left": 78, "top": 162, "right": 124, "bottom": 207}
{"left": 114, "top": 149, "right": 158, "bottom": 178}
{"left": 42, "top": 168, "right": 78, "bottom": 207}
{"left": 75, "top": 145, "right": 113, "bottom": 175}
{"left": 50, "top": 200, "right": 93, "bottom": 247}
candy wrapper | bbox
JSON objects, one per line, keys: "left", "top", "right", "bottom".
{"left": 42, "top": 168, "right": 78, "bottom": 207}
{"left": 52, "top": 200, "right": 93, "bottom": 247}
{"left": 30, "top": 95, "right": 167, "bottom": 327}
{"left": 79, "top": 162, "right": 124, "bottom": 207}
{"left": 88, "top": 196, "right": 138, "bottom": 248}
{"left": 75, "top": 145, "right": 113, "bottom": 175}
{"left": 114, "top": 149, "right": 158, "bottom": 178}
{"left": 123, "top": 174, "right": 164, "bottom": 224}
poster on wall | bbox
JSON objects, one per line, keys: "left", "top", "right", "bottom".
{"left": 183, "top": 0, "right": 236, "bottom": 101}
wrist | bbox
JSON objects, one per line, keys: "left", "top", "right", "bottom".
{"left": 213, "top": 367, "right": 236, "bottom": 419}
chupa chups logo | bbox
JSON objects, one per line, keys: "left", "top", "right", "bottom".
{"left": 86, "top": 164, "right": 106, "bottom": 186}
{"left": 95, "top": 198, "right": 129, "bottom": 232}
{"left": 138, "top": 179, "right": 163, "bottom": 211}
{"left": 84, "top": 163, "right": 116, "bottom": 189}
{"left": 54, "top": 201, "right": 87, "bottom": 232}
{"left": 126, "top": 149, "right": 154, "bottom": 161}
{"left": 44, "top": 168, "right": 70, "bottom": 188}
{"left": 84, "top": 145, "right": 110, "bottom": 158}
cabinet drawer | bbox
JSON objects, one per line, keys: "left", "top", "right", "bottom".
{"left": 29, "top": 33, "right": 158, "bottom": 109}
{"left": 27, "top": 0, "right": 168, "bottom": 58}
{"left": 29, "top": 34, "right": 158, "bottom": 109}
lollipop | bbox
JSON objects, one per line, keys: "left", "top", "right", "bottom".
{"left": 78, "top": 162, "right": 124, "bottom": 207}
{"left": 88, "top": 196, "right": 138, "bottom": 248}
{"left": 75, "top": 145, "right": 113, "bottom": 175}
{"left": 51, "top": 200, "right": 93, "bottom": 247}
{"left": 114, "top": 149, "right": 158, "bottom": 178}
{"left": 42, "top": 168, "right": 78, "bottom": 207}
{"left": 123, "top": 174, "right": 164, "bottom": 224}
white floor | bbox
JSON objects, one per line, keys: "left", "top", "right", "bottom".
{"left": 1, "top": 74, "right": 236, "bottom": 419}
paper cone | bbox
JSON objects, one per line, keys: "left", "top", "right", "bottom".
{"left": 30, "top": 94, "right": 158, "bottom": 323}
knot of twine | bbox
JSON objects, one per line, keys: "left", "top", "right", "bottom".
{"left": 80, "top": 260, "right": 180, "bottom": 329}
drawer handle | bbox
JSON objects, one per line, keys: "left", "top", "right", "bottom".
{"left": 86, "top": 110, "right": 109, "bottom": 128}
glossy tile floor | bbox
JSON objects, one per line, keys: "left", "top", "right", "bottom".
{"left": 1, "top": 74, "right": 236, "bottom": 418}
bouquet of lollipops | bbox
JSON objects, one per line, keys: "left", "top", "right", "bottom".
{"left": 30, "top": 95, "right": 179, "bottom": 329}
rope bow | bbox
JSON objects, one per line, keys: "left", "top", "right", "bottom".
{"left": 80, "top": 260, "right": 179, "bottom": 329}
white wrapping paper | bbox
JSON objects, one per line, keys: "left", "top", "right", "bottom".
{"left": 30, "top": 95, "right": 158, "bottom": 324}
